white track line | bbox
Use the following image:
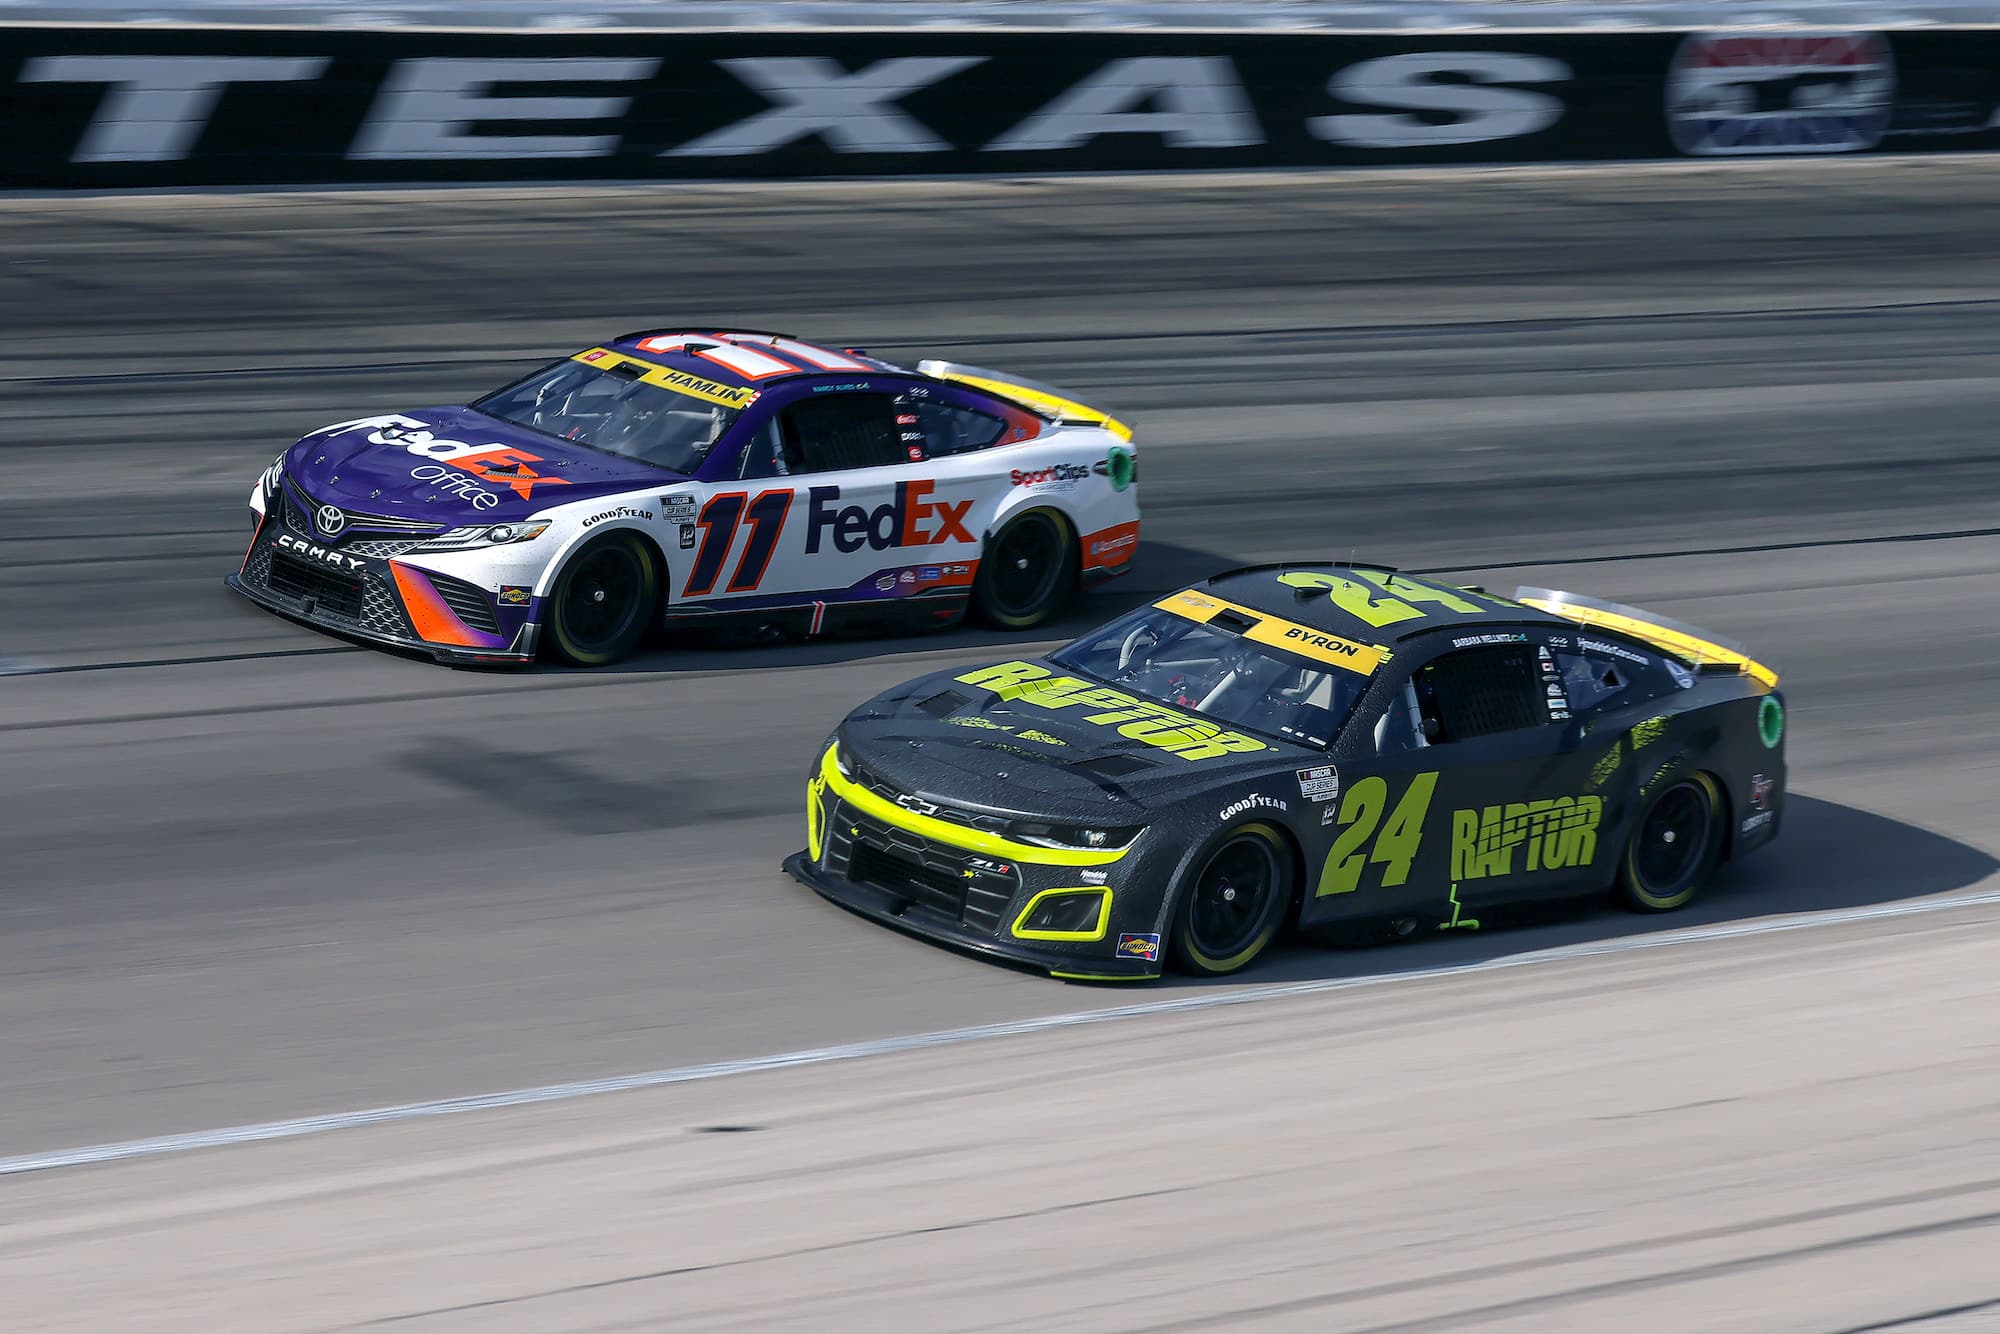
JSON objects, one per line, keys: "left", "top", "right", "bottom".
{"left": 6, "top": 886, "right": 1999, "bottom": 1178}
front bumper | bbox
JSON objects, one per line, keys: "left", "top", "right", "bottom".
{"left": 786, "top": 853, "right": 1159, "bottom": 981}
{"left": 230, "top": 518, "right": 538, "bottom": 666}
{"left": 785, "top": 746, "right": 1164, "bottom": 981}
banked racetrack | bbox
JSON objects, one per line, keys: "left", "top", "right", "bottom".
{"left": 3, "top": 161, "right": 1999, "bottom": 1331}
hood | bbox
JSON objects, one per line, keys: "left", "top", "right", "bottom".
{"left": 841, "top": 660, "right": 1305, "bottom": 820}
{"left": 283, "top": 408, "right": 687, "bottom": 524}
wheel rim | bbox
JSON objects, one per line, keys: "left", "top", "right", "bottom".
{"left": 1634, "top": 783, "right": 1710, "bottom": 895}
{"left": 1187, "top": 834, "right": 1281, "bottom": 961}
{"left": 987, "top": 515, "right": 1063, "bottom": 619}
{"left": 560, "top": 546, "right": 643, "bottom": 652}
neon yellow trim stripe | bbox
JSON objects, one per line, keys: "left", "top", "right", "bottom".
{"left": 1011, "top": 887, "right": 1113, "bottom": 942}
{"left": 571, "top": 349, "right": 760, "bottom": 409}
{"left": 817, "top": 747, "right": 1130, "bottom": 868}
{"left": 1050, "top": 970, "right": 1156, "bottom": 982}
{"left": 1155, "top": 589, "right": 1387, "bottom": 675}
{"left": 806, "top": 774, "right": 827, "bottom": 862}
{"left": 1519, "top": 597, "right": 1780, "bottom": 688}
{"left": 929, "top": 370, "right": 1134, "bottom": 441}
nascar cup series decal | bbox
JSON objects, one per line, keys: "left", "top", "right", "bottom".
{"left": 1666, "top": 32, "right": 1895, "bottom": 157}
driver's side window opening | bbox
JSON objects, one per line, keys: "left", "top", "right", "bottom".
{"left": 1412, "top": 644, "right": 1546, "bottom": 744}
{"left": 779, "top": 393, "right": 906, "bottom": 472}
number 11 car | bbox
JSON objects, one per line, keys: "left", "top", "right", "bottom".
{"left": 229, "top": 330, "right": 1139, "bottom": 665}
{"left": 788, "top": 563, "right": 1786, "bottom": 980}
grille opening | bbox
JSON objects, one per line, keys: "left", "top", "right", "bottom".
{"left": 843, "top": 838, "right": 1010, "bottom": 935}
{"left": 848, "top": 843, "right": 964, "bottom": 904}
{"left": 423, "top": 571, "right": 500, "bottom": 634}
{"left": 267, "top": 552, "right": 364, "bottom": 619}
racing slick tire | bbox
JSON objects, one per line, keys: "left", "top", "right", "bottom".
{"left": 1170, "top": 823, "right": 1294, "bottom": 976}
{"left": 1616, "top": 773, "right": 1725, "bottom": 913}
{"left": 973, "top": 509, "right": 1075, "bottom": 630}
{"left": 544, "top": 532, "right": 658, "bottom": 667}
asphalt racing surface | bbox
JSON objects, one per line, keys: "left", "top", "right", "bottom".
{"left": 3, "top": 160, "right": 1999, "bottom": 1330}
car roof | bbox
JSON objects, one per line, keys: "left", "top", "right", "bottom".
{"left": 604, "top": 329, "right": 905, "bottom": 388}
{"left": 1198, "top": 562, "right": 1571, "bottom": 646}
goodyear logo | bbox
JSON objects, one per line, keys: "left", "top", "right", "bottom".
{"left": 1451, "top": 796, "right": 1603, "bottom": 881}
{"left": 954, "top": 661, "right": 1268, "bottom": 762}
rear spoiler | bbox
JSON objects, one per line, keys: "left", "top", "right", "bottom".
{"left": 1514, "top": 586, "right": 1779, "bottom": 688}
{"left": 918, "top": 359, "right": 1133, "bottom": 442}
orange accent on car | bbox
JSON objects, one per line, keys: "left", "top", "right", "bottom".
{"left": 391, "top": 563, "right": 481, "bottom": 647}
{"left": 241, "top": 513, "right": 266, "bottom": 574}
{"left": 1081, "top": 521, "right": 1141, "bottom": 573}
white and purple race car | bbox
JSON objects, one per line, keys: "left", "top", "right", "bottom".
{"left": 229, "top": 329, "right": 1139, "bottom": 666}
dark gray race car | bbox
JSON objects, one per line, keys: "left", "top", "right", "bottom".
{"left": 786, "top": 562, "right": 1786, "bottom": 980}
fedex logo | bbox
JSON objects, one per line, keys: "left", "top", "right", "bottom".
{"left": 805, "top": 481, "right": 973, "bottom": 554}
{"left": 326, "top": 415, "right": 572, "bottom": 503}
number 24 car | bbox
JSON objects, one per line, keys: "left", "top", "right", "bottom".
{"left": 229, "top": 329, "right": 1139, "bottom": 665}
{"left": 787, "top": 562, "right": 1786, "bottom": 980}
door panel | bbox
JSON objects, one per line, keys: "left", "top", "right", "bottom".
{"left": 1299, "top": 639, "right": 1627, "bottom": 930}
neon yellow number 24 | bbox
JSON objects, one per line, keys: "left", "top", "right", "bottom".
{"left": 1317, "top": 772, "right": 1439, "bottom": 896}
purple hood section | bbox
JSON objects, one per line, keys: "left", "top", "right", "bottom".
{"left": 282, "top": 407, "right": 687, "bottom": 524}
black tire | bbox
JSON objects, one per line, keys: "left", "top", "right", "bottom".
{"left": 543, "top": 532, "right": 657, "bottom": 667}
{"left": 1616, "top": 773, "right": 1725, "bottom": 912}
{"left": 1170, "top": 823, "right": 1293, "bottom": 976}
{"left": 973, "top": 510, "right": 1075, "bottom": 630}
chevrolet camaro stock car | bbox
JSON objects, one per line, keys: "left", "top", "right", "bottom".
{"left": 787, "top": 563, "right": 1786, "bottom": 980}
{"left": 230, "top": 330, "right": 1140, "bottom": 665}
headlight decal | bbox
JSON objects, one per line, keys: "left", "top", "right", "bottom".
{"left": 1012, "top": 888, "right": 1114, "bottom": 942}
{"left": 414, "top": 521, "right": 551, "bottom": 554}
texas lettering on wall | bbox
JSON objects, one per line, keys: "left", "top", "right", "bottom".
{"left": 2, "top": 30, "right": 1649, "bottom": 186}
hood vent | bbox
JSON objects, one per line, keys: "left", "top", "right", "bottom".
{"left": 1068, "top": 753, "right": 1160, "bottom": 779}
{"left": 916, "top": 690, "right": 970, "bottom": 718}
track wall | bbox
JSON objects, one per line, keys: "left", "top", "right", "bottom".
{"left": 3, "top": 25, "right": 1998, "bottom": 187}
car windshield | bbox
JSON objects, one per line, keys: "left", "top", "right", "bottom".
{"left": 1051, "top": 605, "right": 1375, "bottom": 749}
{"left": 473, "top": 359, "right": 743, "bottom": 474}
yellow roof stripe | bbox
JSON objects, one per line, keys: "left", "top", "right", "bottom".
{"left": 1155, "top": 589, "right": 1387, "bottom": 675}
{"left": 571, "top": 348, "right": 760, "bottom": 409}
{"left": 1519, "top": 596, "right": 1780, "bottom": 688}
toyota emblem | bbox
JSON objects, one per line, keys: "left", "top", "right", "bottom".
{"left": 315, "top": 504, "right": 347, "bottom": 538}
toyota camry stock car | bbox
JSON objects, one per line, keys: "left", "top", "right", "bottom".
{"left": 229, "top": 330, "right": 1139, "bottom": 666}
{"left": 787, "top": 563, "right": 1786, "bottom": 980}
